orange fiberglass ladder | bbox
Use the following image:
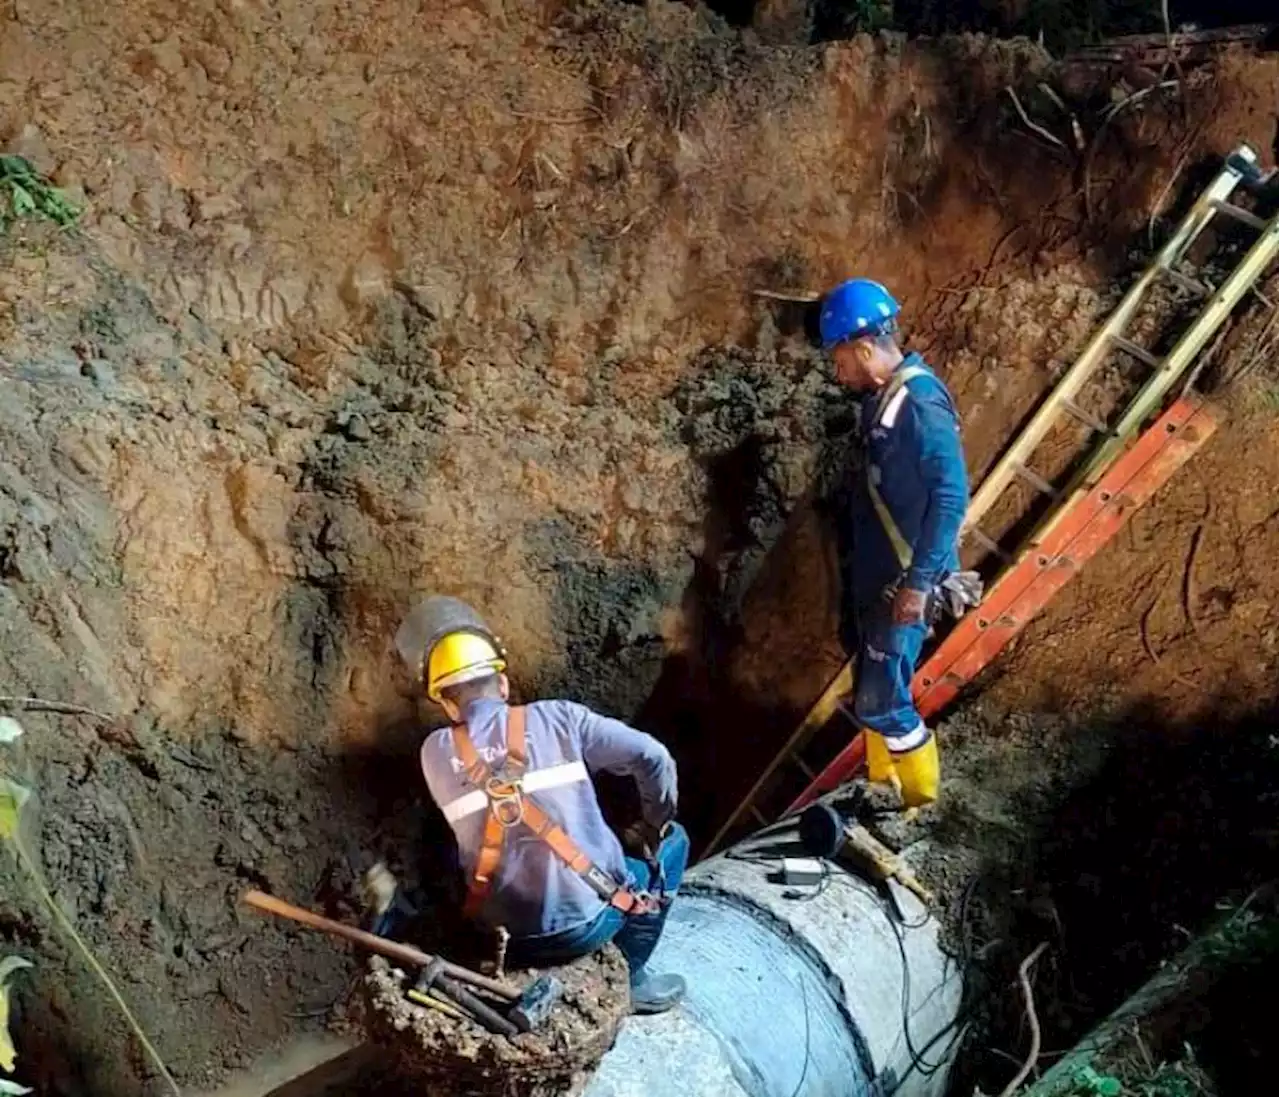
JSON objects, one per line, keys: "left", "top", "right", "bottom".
{"left": 704, "top": 143, "right": 1277, "bottom": 856}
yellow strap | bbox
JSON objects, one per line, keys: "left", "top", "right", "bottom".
{"left": 873, "top": 363, "right": 930, "bottom": 421}
{"left": 868, "top": 479, "right": 913, "bottom": 569}
{"left": 867, "top": 365, "right": 931, "bottom": 570}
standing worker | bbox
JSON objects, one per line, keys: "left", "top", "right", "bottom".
{"left": 395, "top": 596, "right": 689, "bottom": 1015}
{"left": 821, "top": 279, "right": 977, "bottom": 809}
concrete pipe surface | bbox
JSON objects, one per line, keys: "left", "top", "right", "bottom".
{"left": 582, "top": 825, "right": 963, "bottom": 1097}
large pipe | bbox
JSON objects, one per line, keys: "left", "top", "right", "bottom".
{"left": 235, "top": 806, "right": 963, "bottom": 1097}
{"left": 583, "top": 818, "right": 963, "bottom": 1097}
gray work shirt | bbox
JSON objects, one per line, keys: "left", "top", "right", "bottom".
{"left": 419, "top": 697, "right": 678, "bottom": 937}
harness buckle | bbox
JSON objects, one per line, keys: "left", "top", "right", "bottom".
{"left": 485, "top": 775, "right": 525, "bottom": 828}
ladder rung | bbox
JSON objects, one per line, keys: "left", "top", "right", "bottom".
{"left": 1013, "top": 462, "right": 1060, "bottom": 499}
{"left": 749, "top": 805, "right": 768, "bottom": 825}
{"left": 835, "top": 700, "right": 859, "bottom": 726}
{"left": 1210, "top": 198, "right": 1268, "bottom": 232}
{"left": 965, "top": 525, "right": 1012, "bottom": 562}
{"left": 1061, "top": 396, "right": 1109, "bottom": 434}
{"left": 791, "top": 754, "right": 816, "bottom": 781}
{"left": 1159, "top": 266, "right": 1212, "bottom": 297}
{"left": 1111, "top": 335, "right": 1161, "bottom": 369}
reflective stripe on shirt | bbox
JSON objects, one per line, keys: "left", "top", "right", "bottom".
{"left": 439, "top": 760, "right": 590, "bottom": 823}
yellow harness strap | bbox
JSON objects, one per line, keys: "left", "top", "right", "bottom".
{"left": 866, "top": 365, "right": 931, "bottom": 570}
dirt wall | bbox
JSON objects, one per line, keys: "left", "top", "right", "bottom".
{"left": 0, "top": 0, "right": 1276, "bottom": 1092}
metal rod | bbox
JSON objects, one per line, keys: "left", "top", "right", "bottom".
{"left": 1210, "top": 198, "right": 1268, "bottom": 231}
{"left": 1159, "top": 265, "right": 1212, "bottom": 297}
{"left": 1111, "top": 335, "right": 1161, "bottom": 369}
{"left": 1012, "top": 462, "right": 1060, "bottom": 498}
{"left": 1060, "top": 396, "right": 1109, "bottom": 433}
{"left": 965, "top": 525, "right": 1012, "bottom": 562}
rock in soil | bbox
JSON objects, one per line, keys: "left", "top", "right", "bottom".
{"left": 358, "top": 950, "right": 630, "bottom": 1095}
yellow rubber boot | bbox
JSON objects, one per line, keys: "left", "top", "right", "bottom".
{"left": 864, "top": 730, "right": 896, "bottom": 785}
{"left": 890, "top": 736, "right": 940, "bottom": 808}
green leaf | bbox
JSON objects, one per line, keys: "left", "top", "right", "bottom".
{"left": 0, "top": 779, "right": 29, "bottom": 842}
{"left": 1, "top": 954, "right": 34, "bottom": 1074}
{"left": 8, "top": 185, "right": 35, "bottom": 217}
{"left": 1073, "top": 1066, "right": 1122, "bottom": 1096}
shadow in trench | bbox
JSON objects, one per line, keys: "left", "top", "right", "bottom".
{"left": 952, "top": 697, "right": 1278, "bottom": 1096}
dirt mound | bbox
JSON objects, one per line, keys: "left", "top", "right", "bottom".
{"left": 358, "top": 952, "right": 629, "bottom": 1094}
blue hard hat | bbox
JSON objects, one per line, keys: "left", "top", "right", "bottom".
{"left": 819, "top": 279, "right": 900, "bottom": 350}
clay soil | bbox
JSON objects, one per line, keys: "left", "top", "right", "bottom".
{"left": 0, "top": 1, "right": 1276, "bottom": 1093}
{"left": 357, "top": 951, "right": 629, "bottom": 1095}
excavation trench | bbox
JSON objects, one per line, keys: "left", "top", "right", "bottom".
{"left": 0, "top": 2, "right": 1276, "bottom": 1095}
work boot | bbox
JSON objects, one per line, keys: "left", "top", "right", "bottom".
{"left": 629, "top": 970, "right": 686, "bottom": 1015}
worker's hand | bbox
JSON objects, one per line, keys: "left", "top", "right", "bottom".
{"left": 891, "top": 586, "right": 928, "bottom": 625}
{"left": 361, "top": 862, "right": 399, "bottom": 916}
{"left": 622, "top": 820, "right": 661, "bottom": 858}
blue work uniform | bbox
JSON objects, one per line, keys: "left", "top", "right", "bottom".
{"left": 420, "top": 697, "right": 687, "bottom": 980}
{"left": 842, "top": 353, "right": 969, "bottom": 744}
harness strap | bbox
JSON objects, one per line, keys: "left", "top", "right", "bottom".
{"left": 867, "top": 364, "right": 931, "bottom": 570}
{"left": 451, "top": 708, "right": 656, "bottom": 919}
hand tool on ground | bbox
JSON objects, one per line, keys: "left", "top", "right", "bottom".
{"left": 492, "top": 925, "right": 510, "bottom": 981}
{"left": 798, "top": 803, "right": 934, "bottom": 905}
{"left": 508, "top": 974, "right": 564, "bottom": 1033}
{"left": 241, "top": 889, "right": 519, "bottom": 1001}
{"left": 414, "top": 958, "right": 520, "bottom": 1037}
{"left": 406, "top": 985, "right": 470, "bottom": 1021}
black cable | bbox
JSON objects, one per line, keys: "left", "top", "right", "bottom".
{"left": 787, "top": 976, "right": 812, "bottom": 1097}
{"left": 876, "top": 869, "right": 996, "bottom": 1094}
{"left": 734, "top": 844, "right": 990, "bottom": 1092}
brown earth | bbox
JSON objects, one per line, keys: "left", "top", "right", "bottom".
{"left": 358, "top": 951, "right": 629, "bottom": 1095}
{"left": 0, "top": 0, "right": 1276, "bottom": 1093}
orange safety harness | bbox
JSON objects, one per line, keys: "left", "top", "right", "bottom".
{"left": 451, "top": 706, "right": 658, "bottom": 919}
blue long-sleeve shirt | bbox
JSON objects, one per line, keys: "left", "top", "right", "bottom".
{"left": 846, "top": 354, "right": 969, "bottom": 606}
{"left": 419, "top": 697, "right": 678, "bottom": 937}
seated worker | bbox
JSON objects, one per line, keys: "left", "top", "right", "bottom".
{"left": 399, "top": 596, "right": 688, "bottom": 1015}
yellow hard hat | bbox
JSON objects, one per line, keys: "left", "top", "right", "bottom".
{"left": 425, "top": 631, "right": 506, "bottom": 702}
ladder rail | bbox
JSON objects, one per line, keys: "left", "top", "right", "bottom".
{"left": 962, "top": 145, "right": 1256, "bottom": 534}
{"left": 1031, "top": 215, "right": 1276, "bottom": 549}
{"left": 701, "top": 662, "right": 852, "bottom": 855}
{"left": 703, "top": 145, "right": 1268, "bottom": 854}
{"left": 1067, "top": 217, "right": 1277, "bottom": 499}
{"left": 786, "top": 398, "right": 1219, "bottom": 816}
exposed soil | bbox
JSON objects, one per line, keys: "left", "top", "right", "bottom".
{"left": 0, "top": 1, "right": 1275, "bottom": 1093}
{"left": 916, "top": 699, "right": 1278, "bottom": 1097}
{"left": 357, "top": 951, "right": 629, "bottom": 1095}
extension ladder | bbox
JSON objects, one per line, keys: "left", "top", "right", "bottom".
{"left": 704, "top": 143, "right": 1277, "bottom": 855}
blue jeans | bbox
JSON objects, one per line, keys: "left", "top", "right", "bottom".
{"left": 513, "top": 822, "right": 689, "bottom": 984}
{"left": 853, "top": 604, "right": 929, "bottom": 740}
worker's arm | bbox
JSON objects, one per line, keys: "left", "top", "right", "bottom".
{"left": 573, "top": 704, "right": 678, "bottom": 828}
{"left": 903, "top": 384, "right": 970, "bottom": 593}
